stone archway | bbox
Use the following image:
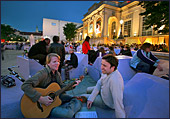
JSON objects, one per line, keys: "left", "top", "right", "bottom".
{"left": 108, "top": 16, "right": 118, "bottom": 39}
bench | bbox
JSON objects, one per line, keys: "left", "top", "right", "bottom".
{"left": 124, "top": 73, "right": 169, "bottom": 118}
{"left": 1, "top": 75, "right": 24, "bottom": 118}
{"left": 87, "top": 57, "right": 102, "bottom": 82}
{"left": 17, "top": 56, "right": 44, "bottom": 80}
{"left": 61, "top": 53, "right": 88, "bottom": 80}
{"left": 114, "top": 48, "right": 120, "bottom": 55}
{"left": 116, "top": 55, "right": 136, "bottom": 84}
{"left": 79, "top": 73, "right": 169, "bottom": 118}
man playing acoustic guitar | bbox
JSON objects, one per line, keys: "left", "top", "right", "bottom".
{"left": 21, "top": 53, "right": 86, "bottom": 118}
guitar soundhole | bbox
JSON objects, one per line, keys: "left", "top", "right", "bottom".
{"left": 48, "top": 93, "right": 55, "bottom": 100}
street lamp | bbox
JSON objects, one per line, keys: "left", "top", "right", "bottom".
{"left": 118, "top": 19, "right": 124, "bottom": 40}
{"left": 80, "top": 32, "right": 82, "bottom": 41}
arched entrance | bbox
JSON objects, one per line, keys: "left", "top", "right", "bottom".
{"left": 108, "top": 17, "right": 118, "bottom": 39}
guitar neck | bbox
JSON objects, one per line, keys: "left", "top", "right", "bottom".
{"left": 54, "top": 81, "right": 76, "bottom": 96}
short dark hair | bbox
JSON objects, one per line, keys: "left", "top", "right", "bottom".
{"left": 102, "top": 54, "right": 118, "bottom": 70}
{"left": 44, "top": 38, "right": 50, "bottom": 41}
{"left": 53, "top": 36, "right": 59, "bottom": 43}
{"left": 140, "top": 43, "right": 151, "bottom": 50}
{"left": 84, "top": 36, "right": 90, "bottom": 42}
{"left": 109, "top": 46, "right": 114, "bottom": 50}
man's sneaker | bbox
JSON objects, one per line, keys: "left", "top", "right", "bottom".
{"left": 74, "top": 96, "right": 87, "bottom": 103}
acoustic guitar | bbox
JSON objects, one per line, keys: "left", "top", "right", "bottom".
{"left": 20, "top": 79, "right": 82, "bottom": 118}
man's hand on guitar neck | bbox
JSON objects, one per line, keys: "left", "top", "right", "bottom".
{"left": 38, "top": 96, "right": 53, "bottom": 106}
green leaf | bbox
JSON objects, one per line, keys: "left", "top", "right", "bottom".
{"left": 138, "top": 1, "right": 169, "bottom": 34}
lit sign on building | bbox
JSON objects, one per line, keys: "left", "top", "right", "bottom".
{"left": 96, "top": 21, "right": 101, "bottom": 34}
{"left": 89, "top": 24, "right": 93, "bottom": 33}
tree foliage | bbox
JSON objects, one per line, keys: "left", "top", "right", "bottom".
{"left": 63, "top": 23, "right": 77, "bottom": 42}
{"left": 138, "top": 1, "right": 169, "bottom": 34}
{"left": 1, "top": 24, "right": 27, "bottom": 42}
{"left": 1, "top": 24, "right": 15, "bottom": 40}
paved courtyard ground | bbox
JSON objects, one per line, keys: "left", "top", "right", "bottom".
{"left": 1, "top": 50, "right": 97, "bottom": 96}
{"left": 1, "top": 50, "right": 169, "bottom": 96}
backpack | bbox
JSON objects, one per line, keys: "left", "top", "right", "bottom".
{"left": 1, "top": 75, "right": 16, "bottom": 88}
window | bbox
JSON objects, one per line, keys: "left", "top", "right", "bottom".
{"left": 124, "top": 20, "right": 131, "bottom": 37}
{"left": 142, "top": 17, "right": 152, "bottom": 36}
{"left": 111, "top": 21, "right": 116, "bottom": 39}
{"left": 96, "top": 20, "right": 101, "bottom": 34}
{"left": 89, "top": 23, "right": 93, "bottom": 33}
{"left": 96, "top": 18, "right": 101, "bottom": 37}
{"left": 51, "top": 22, "right": 56, "bottom": 26}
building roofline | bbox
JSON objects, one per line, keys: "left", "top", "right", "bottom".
{"left": 83, "top": 1, "right": 134, "bottom": 18}
{"left": 43, "top": 17, "right": 83, "bottom": 25}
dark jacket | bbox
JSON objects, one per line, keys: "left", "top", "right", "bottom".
{"left": 28, "top": 40, "right": 47, "bottom": 57}
{"left": 48, "top": 43, "right": 65, "bottom": 63}
{"left": 137, "top": 49, "right": 158, "bottom": 65}
{"left": 66, "top": 53, "right": 78, "bottom": 68}
{"left": 120, "top": 49, "right": 132, "bottom": 56}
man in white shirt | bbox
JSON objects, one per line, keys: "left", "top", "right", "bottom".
{"left": 82, "top": 54, "right": 126, "bottom": 118}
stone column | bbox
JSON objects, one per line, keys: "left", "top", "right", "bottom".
{"left": 132, "top": 10, "right": 140, "bottom": 37}
{"left": 102, "top": 10, "right": 110, "bottom": 44}
{"left": 93, "top": 19, "right": 96, "bottom": 38}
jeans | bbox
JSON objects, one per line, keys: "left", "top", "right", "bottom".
{"left": 81, "top": 86, "right": 110, "bottom": 109}
{"left": 50, "top": 94, "right": 82, "bottom": 118}
{"left": 136, "top": 61, "right": 157, "bottom": 74}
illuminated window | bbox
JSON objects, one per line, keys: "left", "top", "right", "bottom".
{"left": 124, "top": 20, "right": 131, "bottom": 37}
{"left": 142, "top": 17, "right": 152, "bottom": 36}
{"left": 111, "top": 21, "right": 116, "bottom": 39}
{"left": 89, "top": 22, "right": 93, "bottom": 33}
{"left": 96, "top": 18, "right": 101, "bottom": 37}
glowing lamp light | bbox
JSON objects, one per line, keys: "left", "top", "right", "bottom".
{"left": 134, "top": 32, "right": 137, "bottom": 36}
{"left": 120, "top": 19, "right": 124, "bottom": 25}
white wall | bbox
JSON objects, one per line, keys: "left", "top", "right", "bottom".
{"left": 43, "top": 18, "right": 82, "bottom": 43}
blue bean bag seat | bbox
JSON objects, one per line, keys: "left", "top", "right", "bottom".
{"left": 124, "top": 73, "right": 169, "bottom": 118}
{"left": 1, "top": 75, "right": 24, "bottom": 118}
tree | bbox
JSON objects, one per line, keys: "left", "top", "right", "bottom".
{"left": 1, "top": 24, "right": 15, "bottom": 41}
{"left": 63, "top": 23, "right": 77, "bottom": 42}
{"left": 138, "top": 1, "right": 169, "bottom": 34}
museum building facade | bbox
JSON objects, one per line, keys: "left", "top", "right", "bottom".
{"left": 75, "top": 1, "right": 169, "bottom": 48}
